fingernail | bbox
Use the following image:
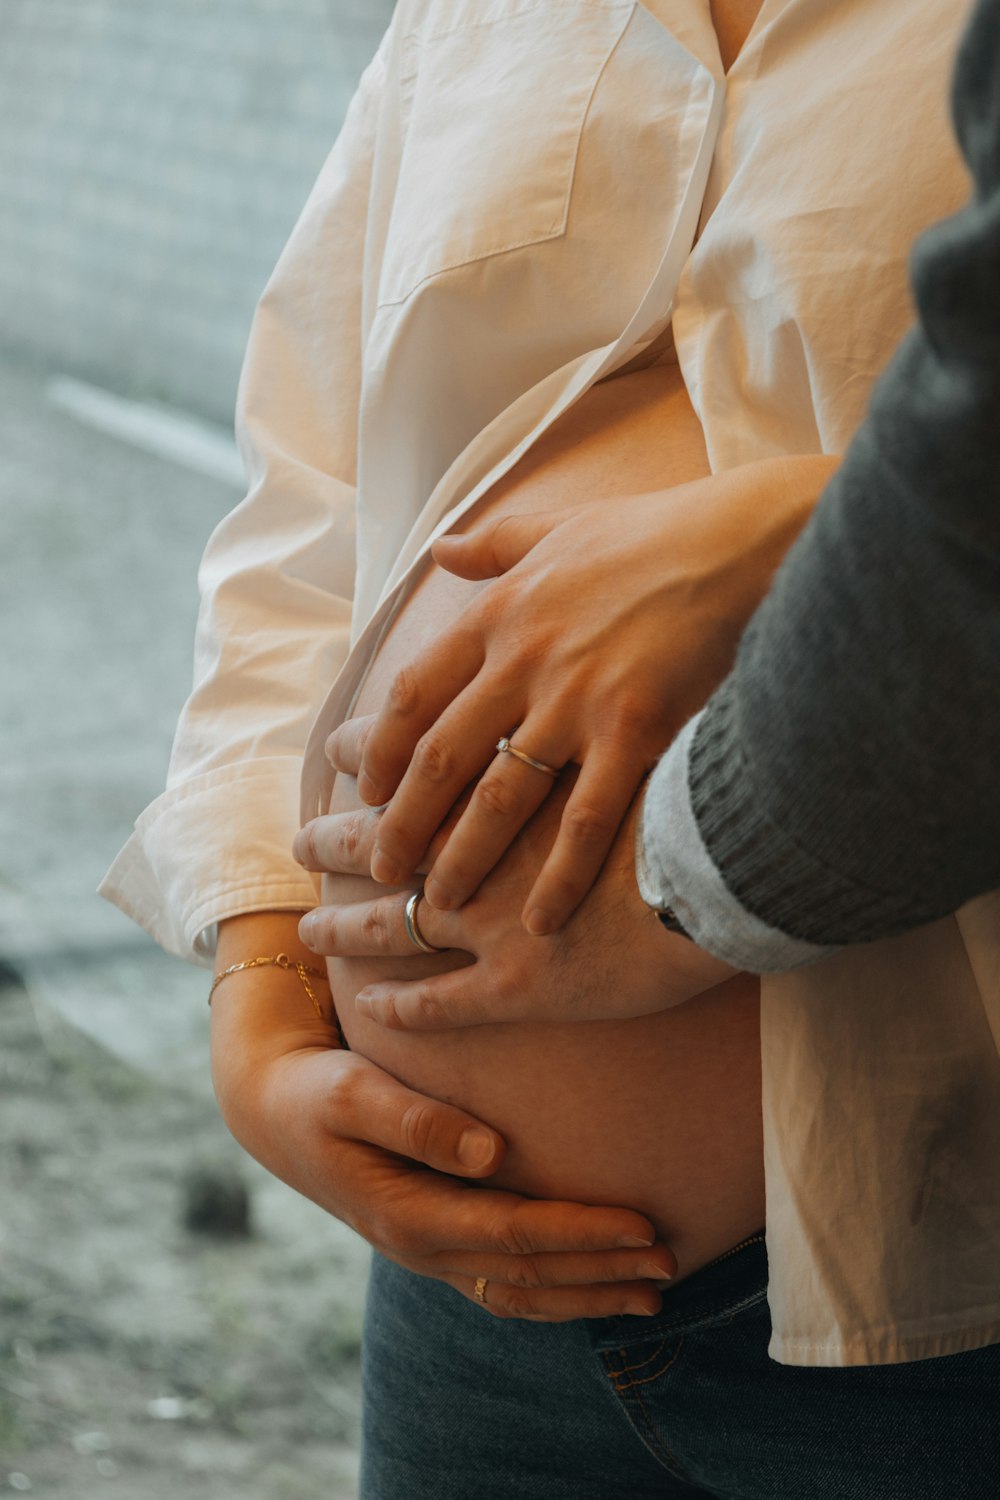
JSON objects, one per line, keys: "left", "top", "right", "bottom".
{"left": 370, "top": 849, "right": 401, "bottom": 884}
{"left": 524, "top": 908, "right": 554, "bottom": 936}
{"left": 617, "top": 1234, "right": 654, "bottom": 1249}
{"left": 358, "top": 773, "right": 380, "bottom": 804}
{"left": 298, "top": 914, "right": 318, "bottom": 947}
{"left": 423, "top": 877, "right": 453, "bottom": 910}
{"left": 640, "top": 1261, "right": 673, "bottom": 1281}
{"left": 354, "top": 990, "right": 373, "bottom": 1018}
{"left": 626, "top": 1299, "right": 657, "bottom": 1317}
{"left": 456, "top": 1127, "right": 496, "bottom": 1169}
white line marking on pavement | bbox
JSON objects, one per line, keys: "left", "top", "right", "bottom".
{"left": 46, "top": 375, "right": 246, "bottom": 488}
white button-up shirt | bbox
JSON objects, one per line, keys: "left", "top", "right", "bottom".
{"left": 104, "top": 0, "right": 1000, "bottom": 1366}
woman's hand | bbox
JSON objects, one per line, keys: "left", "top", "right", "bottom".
{"left": 332, "top": 455, "right": 838, "bottom": 934}
{"left": 294, "top": 786, "right": 737, "bottom": 1031}
{"left": 211, "top": 914, "right": 676, "bottom": 1319}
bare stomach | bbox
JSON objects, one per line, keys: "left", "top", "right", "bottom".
{"left": 324, "top": 362, "right": 764, "bottom": 1279}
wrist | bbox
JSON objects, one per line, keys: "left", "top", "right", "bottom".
{"left": 216, "top": 910, "right": 319, "bottom": 972}
{"left": 211, "top": 912, "right": 339, "bottom": 1072}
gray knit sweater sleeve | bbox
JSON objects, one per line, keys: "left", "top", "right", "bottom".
{"left": 640, "top": 0, "right": 1000, "bottom": 962}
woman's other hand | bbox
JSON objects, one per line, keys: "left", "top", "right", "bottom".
{"left": 211, "top": 913, "right": 676, "bottom": 1319}
{"left": 331, "top": 455, "right": 838, "bottom": 935}
{"left": 295, "top": 787, "right": 737, "bottom": 1031}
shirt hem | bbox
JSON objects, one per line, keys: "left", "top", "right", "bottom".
{"left": 768, "top": 1317, "right": 1000, "bottom": 1368}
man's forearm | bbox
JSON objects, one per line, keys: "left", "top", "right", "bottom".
{"left": 638, "top": 0, "right": 1000, "bottom": 968}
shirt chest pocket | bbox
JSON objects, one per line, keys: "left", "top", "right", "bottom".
{"left": 377, "top": 0, "right": 636, "bottom": 308}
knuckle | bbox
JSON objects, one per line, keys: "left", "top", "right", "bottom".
{"left": 326, "top": 1059, "right": 365, "bottom": 1119}
{"left": 497, "top": 1289, "right": 537, "bottom": 1320}
{"left": 397, "top": 1101, "right": 438, "bottom": 1162}
{"left": 475, "top": 774, "right": 519, "bottom": 820}
{"left": 413, "top": 730, "right": 456, "bottom": 786}
{"left": 394, "top": 1213, "right": 432, "bottom": 1261}
{"left": 367, "top": 1201, "right": 421, "bottom": 1262}
{"left": 367, "top": 1210, "right": 404, "bottom": 1260}
{"left": 413, "top": 988, "right": 447, "bottom": 1028}
{"left": 361, "top": 902, "right": 393, "bottom": 954}
{"left": 475, "top": 585, "right": 512, "bottom": 636}
{"left": 504, "top": 619, "right": 547, "bottom": 667}
{"left": 490, "top": 1215, "right": 537, "bottom": 1258}
{"left": 605, "top": 696, "right": 647, "bottom": 740}
{"left": 367, "top": 996, "right": 401, "bottom": 1032}
{"left": 387, "top": 665, "right": 420, "bottom": 719}
{"left": 371, "top": 993, "right": 407, "bottom": 1031}
{"left": 565, "top": 801, "right": 614, "bottom": 847}
{"left": 323, "top": 909, "right": 348, "bottom": 954}
{"left": 337, "top": 813, "right": 363, "bottom": 865}
{"left": 504, "top": 1255, "right": 546, "bottom": 1291}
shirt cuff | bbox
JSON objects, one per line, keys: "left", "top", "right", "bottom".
{"left": 636, "top": 714, "right": 836, "bottom": 973}
{"left": 99, "top": 756, "right": 321, "bottom": 965}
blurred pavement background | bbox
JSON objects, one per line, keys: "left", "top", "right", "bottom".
{"left": 0, "top": 355, "right": 239, "bottom": 1080}
{"left": 0, "top": 0, "right": 394, "bottom": 422}
{"left": 0, "top": 4, "right": 395, "bottom": 1494}
{"left": 0, "top": 0, "right": 394, "bottom": 1069}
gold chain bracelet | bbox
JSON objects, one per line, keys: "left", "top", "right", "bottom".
{"left": 209, "top": 953, "right": 328, "bottom": 1022}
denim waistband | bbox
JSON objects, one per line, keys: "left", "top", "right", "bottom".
{"left": 589, "top": 1229, "right": 769, "bottom": 1352}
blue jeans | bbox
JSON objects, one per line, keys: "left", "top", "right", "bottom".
{"left": 361, "top": 1234, "right": 1000, "bottom": 1498}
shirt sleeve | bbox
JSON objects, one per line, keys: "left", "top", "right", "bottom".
{"left": 99, "top": 42, "right": 389, "bottom": 964}
{"left": 638, "top": 0, "right": 1000, "bottom": 970}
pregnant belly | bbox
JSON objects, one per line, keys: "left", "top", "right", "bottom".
{"left": 325, "top": 363, "right": 765, "bottom": 1278}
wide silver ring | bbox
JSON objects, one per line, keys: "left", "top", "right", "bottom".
{"left": 495, "top": 734, "right": 558, "bottom": 778}
{"left": 403, "top": 890, "right": 444, "bottom": 955}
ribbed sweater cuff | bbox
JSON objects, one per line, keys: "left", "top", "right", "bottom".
{"left": 689, "top": 676, "right": 928, "bottom": 946}
{"left": 639, "top": 715, "right": 833, "bottom": 972}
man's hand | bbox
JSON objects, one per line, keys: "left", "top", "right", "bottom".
{"left": 332, "top": 456, "right": 837, "bottom": 935}
{"left": 294, "top": 784, "right": 737, "bottom": 1031}
{"left": 211, "top": 915, "right": 675, "bottom": 1320}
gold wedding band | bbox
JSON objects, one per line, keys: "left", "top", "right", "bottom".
{"left": 495, "top": 735, "right": 558, "bottom": 778}
{"left": 474, "top": 1276, "right": 489, "bottom": 1305}
{"left": 403, "top": 889, "right": 444, "bottom": 955}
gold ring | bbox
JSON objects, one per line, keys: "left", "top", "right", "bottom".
{"left": 495, "top": 735, "right": 558, "bottom": 778}
{"left": 474, "top": 1276, "right": 489, "bottom": 1305}
{"left": 403, "top": 890, "right": 444, "bottom": 954}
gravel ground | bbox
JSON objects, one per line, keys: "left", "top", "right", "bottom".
{"left": 0, "top": 355, "right": 370, "bottom": 1497}
{"left": 0, "top": 968, "right": 367, "bottom": 1499}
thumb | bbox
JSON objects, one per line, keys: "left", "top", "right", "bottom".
{"left": 432, "top": 510, "right": 565, "bottom": 580}
{"left": 332, "top": 1053, "right": 505, "bottom": 1177}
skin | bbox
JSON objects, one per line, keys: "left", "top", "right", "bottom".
{"left": 711, "top": 0, "right": 767, "bottom": 73}
{"left": 296, "top": 769, "right": 736, "bottom": 1031}
{"left": 343, "top": 456, "right": 837, "bottom": 934}
{"left": 292, "top": 364, "right": 840, "bottom": 1282}
{"left": 210, "top": 0, "right": 792, "bottom": 1321}
{"left": 212, "top": 911, "right": 676, "bottom": 1321}
{"left": 214, "top": 374, "right": 835, "bottom": 1308}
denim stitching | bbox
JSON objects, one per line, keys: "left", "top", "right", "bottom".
{"left": 602, "top": 1338, "right": 693, "bottom": 1479}
{"left": 611, "top": 1335, "right": 684, "bottom": 1393}
{"left": 604, "top": 1338, "right": 667, "bottom": 1379}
